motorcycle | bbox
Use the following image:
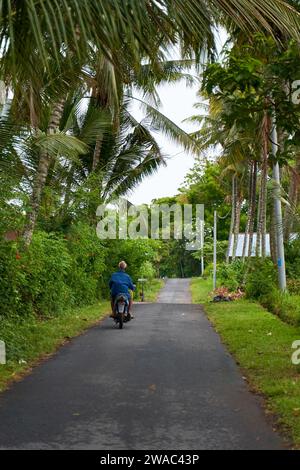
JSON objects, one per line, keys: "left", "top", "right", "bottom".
{"left": 113, "top": 293, "right": 132, "bottom": 329}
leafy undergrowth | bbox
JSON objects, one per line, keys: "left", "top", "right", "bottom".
{"left": 0, "top": 302, "right": 110, "bottom": 392}
{"left": 191, "top": 277, "right": 300, "bottom": 448}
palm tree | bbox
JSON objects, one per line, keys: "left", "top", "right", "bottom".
{"left": 2, "top": 0, "right": 300, "bottom": 246}
{"left": 188, "top": 92, "right": 258, "bottom": 261}
{"left": 244, "top": 160, "right": 258, "bottom": 259}
{"left": 47, "top": 90, "right": 197, "bottom": 227}
{"left": 0, "top": 1, "right": 298, "bottom": 72}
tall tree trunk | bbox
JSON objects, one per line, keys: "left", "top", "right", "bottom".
{"left": 260, "top": 159, "right": 268, "bottom": 258}
{"left": 232, "top": 177, "right": 242, "bottom": 261}
{"left": 242, "top": 162, "right": 253, "bottom": 261}
{"left": 284, "top": 162, "right": 300, "bottom": 242}
{"left": 61, "top": 164, "right": 75, "bottom": 216}
{"left": 23, "top": 99, "right": 65, "bottom": 246}
{"left": 226, "top": 175, "right": 236, "bottom": 263}
{"left": 248, "top": 161, "right": 257, "bottom": 258}
{"left": 92, "top": 133, "right": 103, "bottom": 171}
{"left": 256, "top": 167, "right": 263, "bottom": 257}
{"left": 270, "top": 204, "right": 278, "bottom": 265}
{"left": 256, "top": 113, "right": 269, "bottom": 258}
{"left": 260, "top": 112, "right": 270, "bottom": 258}
{"left": 256, "top": 164, "right": 268, "bottom": 257}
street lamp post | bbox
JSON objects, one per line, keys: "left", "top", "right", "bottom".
{"left": 213, "top": 210, "right": 217, "bottom": 291}
{"left": 201, "top": 219, "right": 204, "bottom": 276}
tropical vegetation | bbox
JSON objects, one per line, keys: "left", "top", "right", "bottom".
{"left": 2, "top": 0, "right": 300, "bottom": 393}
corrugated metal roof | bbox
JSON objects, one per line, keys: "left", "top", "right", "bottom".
{"left": 228, "top": 234, "right": 270, "bottom": 257}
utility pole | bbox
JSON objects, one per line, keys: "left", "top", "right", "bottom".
{"left": 271, "top": 113, "right": 287, "bottom": 291}
{"left": 213, "top": 210, "right": 217, "bottom": 290}
{"left": 201, "top": 219, "right": 204, "bottom": 276}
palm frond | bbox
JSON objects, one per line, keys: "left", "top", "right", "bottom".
{"left": 130, "top": 95, "right": 199, "bottom": 153}
{"left": 31, "top": 132, "right": 88, "bottom": 161}
{"left": 212, "top": 0, "right": 300, "bottom": 39}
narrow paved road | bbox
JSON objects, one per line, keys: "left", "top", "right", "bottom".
{"left": 0, "top": 279, "right": 284, "bottom": 449}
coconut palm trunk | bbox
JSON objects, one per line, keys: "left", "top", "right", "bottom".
{"left": 260, "top": 150, "right": 268, "bottom": 255}
{"left": 256, "top": 113, "right": 269, "bottom": 257}
{"left": 256, "top": 164, "right": 263, "bottom": 258}
{"left": 260, "top": 162, "right": 268, "bottom": 258}
{"left": 92, "top": 134, "right": 103, "bottom": 171}
{"left": 61, "top": 164, "right": 76, "bottom": 217}
{"left": 242, "top": 162, "right": 253, "bottom": 260}
{"left": 226, "top": 174, "right": 236, "bottom": 263}
{"left": 23, "top": 99, "right": 65, "bottom": 246}
{"left": 247, "top": 161, "right": 257, "bottom": 258}
{"left": 232, "top": 181, "right": 242, "bottom": 261}
{"left": 270, "top": 204, "right": 278, "bottom": 264}
{"left": 284, "top": 161, "right": 300, "bottom": 242}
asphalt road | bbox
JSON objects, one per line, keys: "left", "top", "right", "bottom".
{"left": 0, "top": 279, "right": 284, "bottom": 449}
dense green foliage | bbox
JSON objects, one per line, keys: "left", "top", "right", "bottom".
{"left": 1, "top": 2, "right": 300, "bottom": 321}
{"left": 2, "top": 1, "right": 300, "bottom": 422}
{"left": 0, "top": 231, "right": 166, "bottom": 319}
{"left": 179, "top": 161, "right": 239, "bottom": 240}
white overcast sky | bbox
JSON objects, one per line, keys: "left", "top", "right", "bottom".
{"left": 128, "top": 30, "right": 227, "bottom": 205}
{"left": 129, "top": 82, "right": 199, "bottom": 205}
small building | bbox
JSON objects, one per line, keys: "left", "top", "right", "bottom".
{"left": 228, "top": 233, "right": 271, "bottom": 257}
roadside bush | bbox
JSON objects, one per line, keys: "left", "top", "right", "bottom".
{"left": 244, "top": 258, "right": 277, "bottom": 299}
{"left": 217, "top": 263, "right": 239, "bottom": 291}
{"left": 22, "top": 232, "right": 72, "bottom": 316}
{"left": 285, "top": 238, "right": 300, "bottom": 280}
{"left": 0, "top": 232, "right": 72, "bottom": 318}
{"left": 0, "top": 223, "right": 164, "bottom": 319}
{"left": 287, "top": 279, "right": 300, "bottom": 295}
{"left": 0, "top": 225, "right": 109, "bottom": 318}
{"left": 138, "top": 260, "right": 156, "bottom": 280}
{"left": 218, "top": 260, "right": 246, "bottom": 291}
{"left": 260, "top": 290, "right": 300, "bottom": 326}
{"left": 193, "top": 240, "right": 228, "bottom": 266}
{"left": 66, "top": 223, "right": 107, "bottom": 305}
{"left": 104, "top": 238, "right": 161, "bottom": 282}
{"left": 203, "top": 263, "right": 213, "bottom": 278}
{"left": 278, "top": 294, "right": 300, "bottom": 325}
{"left": 0, "top": 241, "right": 26, "bottom": 317}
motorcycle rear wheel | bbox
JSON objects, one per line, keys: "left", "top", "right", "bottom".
{"left": 118, "top": 312, "right": 124, "bottom": 329}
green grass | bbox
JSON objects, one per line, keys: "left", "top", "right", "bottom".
{"left": 0, "top": 301, "right": 110, "bottom": 392}
{"left": 190, "top": 277, "right": 213, "bottom": 303}
{"left": 191, "top": 277, "right": 300, "bottom": 448}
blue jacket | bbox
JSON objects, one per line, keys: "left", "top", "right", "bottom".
{"left": 109, "top": 270, "right": 135, "bottom": 298}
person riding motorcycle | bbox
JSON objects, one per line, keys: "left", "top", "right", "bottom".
{"left": 109, "top": 261, "right": 135, "bottom": 318}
